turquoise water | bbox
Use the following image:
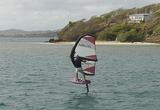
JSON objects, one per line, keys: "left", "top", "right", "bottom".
{"left": 0, "top": 37, "right": 160, "bottom": 110}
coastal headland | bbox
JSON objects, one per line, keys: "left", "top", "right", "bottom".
{"left": 58, "top": 3, "right": 160, "bottom": 43}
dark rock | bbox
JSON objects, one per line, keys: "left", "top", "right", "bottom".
{"left": 47, "top": 39, "right": 63, "bottom": 43}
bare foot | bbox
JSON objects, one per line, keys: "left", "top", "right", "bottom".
{"left": 83, "top": 79, "right": 86, "bottom": 82}
{"left": 76, "top": 78, "right": 78, "bottom": 82}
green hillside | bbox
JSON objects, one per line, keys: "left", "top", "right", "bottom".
{"left": 58, "top": 3, "right": 160, "bottom": 42}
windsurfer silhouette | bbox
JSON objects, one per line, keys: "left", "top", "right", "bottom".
{"left": 74, "top": 55, "right": 87, "bottom": 82}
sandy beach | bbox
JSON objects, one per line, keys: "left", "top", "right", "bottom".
{"left": 52, "top": 41, "right": 160, "bottom": 45}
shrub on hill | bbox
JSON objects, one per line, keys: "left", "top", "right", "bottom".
{"left": 117, "top": 29, "right": 143, "bottom": 42}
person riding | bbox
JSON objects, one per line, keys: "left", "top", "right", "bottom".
{"left": 74, "top": 55, "right": 87, "bottom": 82}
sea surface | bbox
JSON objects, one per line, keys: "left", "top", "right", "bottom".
{"left": 0, "top": 37, "right": 160, "bottom": 110}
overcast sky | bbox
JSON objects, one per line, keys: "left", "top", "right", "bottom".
{"left": 0, "top": 0, "right": 160, "bottom": 31}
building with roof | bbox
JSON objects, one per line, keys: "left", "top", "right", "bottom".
{"left": 128, "top": 13, "right": 150, "bottom": 23}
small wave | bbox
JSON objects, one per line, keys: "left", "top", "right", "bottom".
{"left": 0, "top": 102, "right": 6, "bottom": 106}
{"left": 15, "top": 81, "right": 36, "bottom": 84}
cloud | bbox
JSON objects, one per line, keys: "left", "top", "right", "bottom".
{"left": 0, "top": 0, "right": 160, "bottom": 30}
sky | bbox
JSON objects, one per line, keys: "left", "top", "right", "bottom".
{"left": 0, "top": 0, "right": 160, "bottom": 31}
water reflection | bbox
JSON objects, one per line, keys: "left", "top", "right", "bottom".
{"left": 65, "top": 93, "right": 99, "bottom": 110}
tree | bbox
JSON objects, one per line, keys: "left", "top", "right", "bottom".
{"left": 117, "top": 29, "right": 143, "bottom": 42}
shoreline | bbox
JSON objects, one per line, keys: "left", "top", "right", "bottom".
{"left": 52, "top": 41, "right": 160, "bottom": 45}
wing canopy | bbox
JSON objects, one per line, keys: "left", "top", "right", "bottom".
{"left": 70, "top": 35, "right": 98, "bottom": 75}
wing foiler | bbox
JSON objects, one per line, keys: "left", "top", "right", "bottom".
{"left": 70, "top": 34, "right": 98, "bottom": 75}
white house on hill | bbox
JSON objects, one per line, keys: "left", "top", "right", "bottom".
{"left": 128, "top": 13, "right": 150, "bottom": 23}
